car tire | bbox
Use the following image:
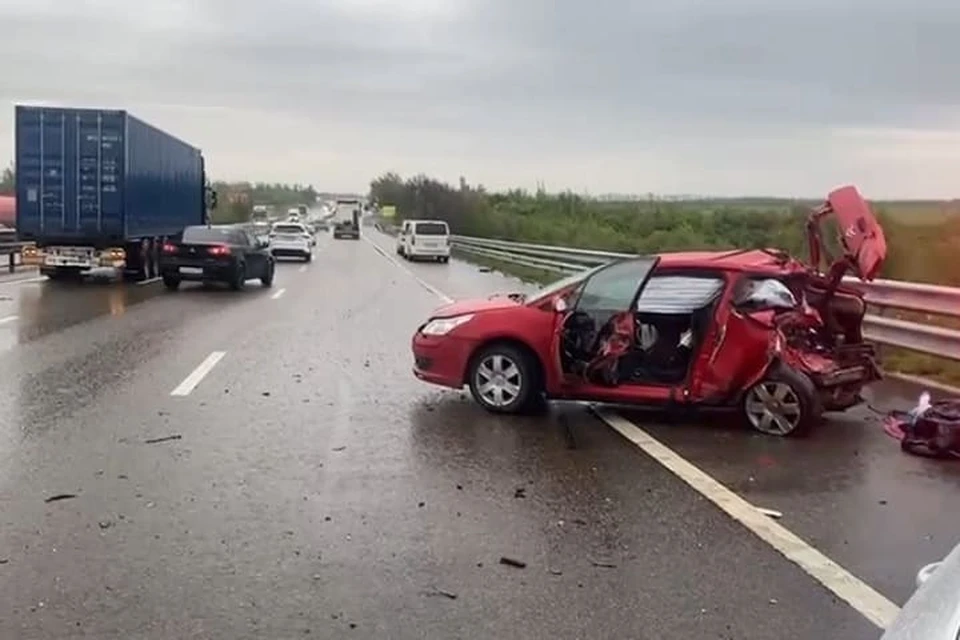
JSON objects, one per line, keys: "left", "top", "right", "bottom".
{"left": 230, "top": 263, "right": 246, "bottom": 291}
{"left": 467, "top": 343, "right": 539, "bottom": 415}
{"left": 162, "top": 275, "right": 181, "bottom": 291}
{"left": 261, "top": 261, "right": 275, "bottom": 287}
{"left": 440, "top": 256, "right": 449, "bottom": 264}
{"left": 304, "top": 252, "right": 312, "bottom": 263}
{"left": 741, "top": 363, "right": 821, "bottom": 437}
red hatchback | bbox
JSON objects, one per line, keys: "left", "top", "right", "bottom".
{"left": 412, "top": 186, "right": 887, "bottom": 437}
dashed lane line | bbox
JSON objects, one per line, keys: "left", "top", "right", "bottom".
{"left": 170, "top": 351, "right": 227, "bottom": 396}
{"left": 0, "top": 315, "right": 17, "bottom": 325}
{"left": 371, "top": 230, "right": 901, "bottom": 630}
{"left": 271, "top": 288, "right": 286, "bottom": 300}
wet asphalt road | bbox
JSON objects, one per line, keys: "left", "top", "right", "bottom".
{"left": 0, "top": 230, "right": 953, "bottom": 639}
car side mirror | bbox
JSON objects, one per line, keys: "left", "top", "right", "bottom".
{"left": 553, "top": 297, "right": 568, "bottom": 313}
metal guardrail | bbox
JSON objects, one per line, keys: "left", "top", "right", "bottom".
{"left": 449, "top": 234, "right": 960, "bottom": 362}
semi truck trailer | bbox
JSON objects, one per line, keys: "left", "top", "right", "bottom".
{"left": 15, "top": 105, "right": 215, "bottom": 281}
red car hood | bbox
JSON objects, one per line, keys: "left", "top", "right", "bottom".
{"left": 431, "top": 295, "right": 521, "bottom": 318}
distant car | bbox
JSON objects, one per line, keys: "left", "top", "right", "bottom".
{"left": 396, "top": 219, "right": 450, "bottom": 262}
{"left": 160, "top": 225, "right": 274, "bottom": 291}
{"left": 333, "top": 219, "right": 360, "bottom": 240}
{"left": 881, "top": 540, "right": 960, "bottom": 639}
{"left": 411, "top": 186, "right": 887, "bottom": 436}
{"left": 269, "top": 222, "right": 313, "bottom": 261}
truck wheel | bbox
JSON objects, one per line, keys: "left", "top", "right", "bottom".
{"left": 230, "top": 263, "right": 246, "bottom": 291}
{"left": 162, "top": 275, "right": 181, "bottom": 291}
{"left": 304, "top": 252, "right": 312, "bottom": 263}
{"left": 741, "top": 363, "right": 821, "bottom": 437}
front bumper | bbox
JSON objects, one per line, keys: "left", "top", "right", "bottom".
{"left": 411, "top": 331, "right": 476, "bottom": 389}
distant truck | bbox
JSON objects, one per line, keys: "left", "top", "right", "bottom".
{"left": 15, "top": 105, "right": 215, "bottom": 281}
{"left": 333, "top": 208, "right": 361, "bottom": 240}
{"left": 296, "top": 204, "right": 308, "bottom": 218}
{"left": 334, "top": 198, "right": 362, "bottom": 223}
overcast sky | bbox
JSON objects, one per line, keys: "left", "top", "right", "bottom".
{"left": 1, "top": 0, "right": 958, "bottom": 198}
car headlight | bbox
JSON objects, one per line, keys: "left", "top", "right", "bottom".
{"left": 421, "top": 314, "right": 474, "bottom": 336}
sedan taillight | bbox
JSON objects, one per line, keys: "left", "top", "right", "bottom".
{"left": 208, "top": 245, "right": 231, "bottom": 256}
{"left": 162, "top": 243, "right": 177, "bottom": 253}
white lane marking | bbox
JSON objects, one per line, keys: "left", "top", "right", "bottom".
{"left": 170, "top": 351, "right": 227, "bottom": 397}
{"left": 380, "top": 250, "right": 901, "bottom": 630}
{"left": 137, "top": 276, "right": 161, "bottom": 286}
{"left": 0, "top": 315, "right": 17, "bottom": 325}
{"left": 271, "top": 288, "right": 286, "bottom": 300}
{"left": 298, "top": 265, "right": 307, "bottom": 273}
{"left": 595, "top": 408, "right": 900, "bottom": 630}
{"left": 0, "top": 275, "right": 47, "bottom": 286}
{"left": 364, "top": 237, "right": 453, "bottom": 303}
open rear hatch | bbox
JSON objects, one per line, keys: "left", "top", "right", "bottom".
{"left": 807, "top": 185, "right": 887, "bottom": 282}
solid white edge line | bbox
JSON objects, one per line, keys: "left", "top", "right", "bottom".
{"left": 271, "top": 288, "right": 286, "bottom": 300}
{"left": 170, "top": 351, "right": 227, "bottom": 397}
{"left": 593, "top": 407, "right": 900, "bottom": 630}
{"left": 363, "top": 236, "right": 454, "bottom": 303}
{"left": 371, "top": 229, "right": 900, "bottom": 629}
{"left": 0, "top": 315, "right": 17, "bottom": 324}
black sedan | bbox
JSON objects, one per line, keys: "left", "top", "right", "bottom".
{"left": 160, "top": 225, "right": 275, "bottom": 291}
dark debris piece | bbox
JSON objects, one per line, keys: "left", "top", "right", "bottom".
{"left": 144, "top": 434, "right": 182, "bottom": 444}
{"left": 499, "top": 556, "right": 526, "bottom": 569}
{"left": 45, "top": 493, "right": 77, "bottom": 503}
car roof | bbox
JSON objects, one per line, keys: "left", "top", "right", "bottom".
{"left": 655, "top": 249, "right": 806, "bottom": 275}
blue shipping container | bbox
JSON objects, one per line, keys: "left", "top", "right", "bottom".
{"left": 15, "top": 105, "right": 206, "bottom": 246}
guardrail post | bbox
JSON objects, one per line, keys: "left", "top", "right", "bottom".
{"left": 8, "top": 251, "right": 13, "bottom": 273}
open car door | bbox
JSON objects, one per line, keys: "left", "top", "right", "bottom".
{"left": 551, "top": 257, "right": 660, "bottom": 387}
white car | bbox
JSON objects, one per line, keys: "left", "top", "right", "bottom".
{"left": 396, "top": 219, "right": 450, "bottom": 263}
{"left": 269, "top": 222, "right": 313, "bottom": 262}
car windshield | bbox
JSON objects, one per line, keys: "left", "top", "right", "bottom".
{"left": 415, "top": 222, "right": 448, "bottom": 235}
{"left": 182, "top": 227, "right": 237, "bottom": 244}
{"left": 525, "top": 264, "right": 605, "bottom": 305}
{"left": 273, "top": 225, "right": 304, "bottom": 234}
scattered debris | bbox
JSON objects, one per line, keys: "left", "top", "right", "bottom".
{"left": 588, "top": 558, "right": 617, "bottom": 569}
{"left": 144, "top": 434, "right": 182, "bottom": 444}
{"left": 456, "top": 484, "right": 463, "bottom": 491}
{"left": 418, "top": 501, "right": 426, "bottom": 508}
{"left": 425, "top": 587, "right": 458, "bottom": 600}
{"left": 478, "top": 267, "right": 492, "bottom": 273}
{"left": 572, "top": 518, "right": 587, "bottom": 526}
{"left": 0, "top": 558, "right": 9, "bottom": 564}
{"left": 878, "top": 499, "right": 888, "bottom": 505}
{"left": 549, "top": 568, "right": 563, "bottom": 575}
{"left": 499, "top": 556, "right": 526, "bottom": 569}
{"left": 756, "top": 507, "right": 783, "bottom": 519}
{"left": 261, "top": 391, "right": 271, "bottom": 396}
{"left": 513, "top": 487, "right": 526, "bottom": 499}
{"left": 45, "top": 493, "right": 77, "bottom": 503}
{"left": 769, "top": 598, "right": 778, "bottom": 605}
{"left": 98, "top": 520, "right": 112, "bottom": 530}
{"left": 332, "top": 446, "right": 346, "bottom": 452}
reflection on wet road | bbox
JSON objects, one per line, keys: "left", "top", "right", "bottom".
{"left": 0, "top": 229, "right": 949, "bottom": 638}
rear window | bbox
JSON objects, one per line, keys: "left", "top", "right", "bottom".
{"left": 415, "top": 222, "right": 448, "bottom": 235}
{"left": 273, "top": 225, "right": 305, "bottom": 234}
{"left": 183, "top": 227, "right": 241, "bottom": 244}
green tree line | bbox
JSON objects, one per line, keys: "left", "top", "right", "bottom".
{"left": 369, "top": 172, "right": 934, "bottom": 282}
{"left": 0, "top": 163, "right": 13, "bottom": 195}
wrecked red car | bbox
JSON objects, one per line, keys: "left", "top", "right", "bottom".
{"left": 411, "top": 185, "right": 887, "bottom": 437}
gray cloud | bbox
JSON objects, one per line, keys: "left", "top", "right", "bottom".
{"left": 1, "top": 0, "right": 959, "bottom": 197}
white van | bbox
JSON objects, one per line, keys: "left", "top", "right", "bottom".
{"left": 396, "top": 219, "right": 450, "bottom": 263}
